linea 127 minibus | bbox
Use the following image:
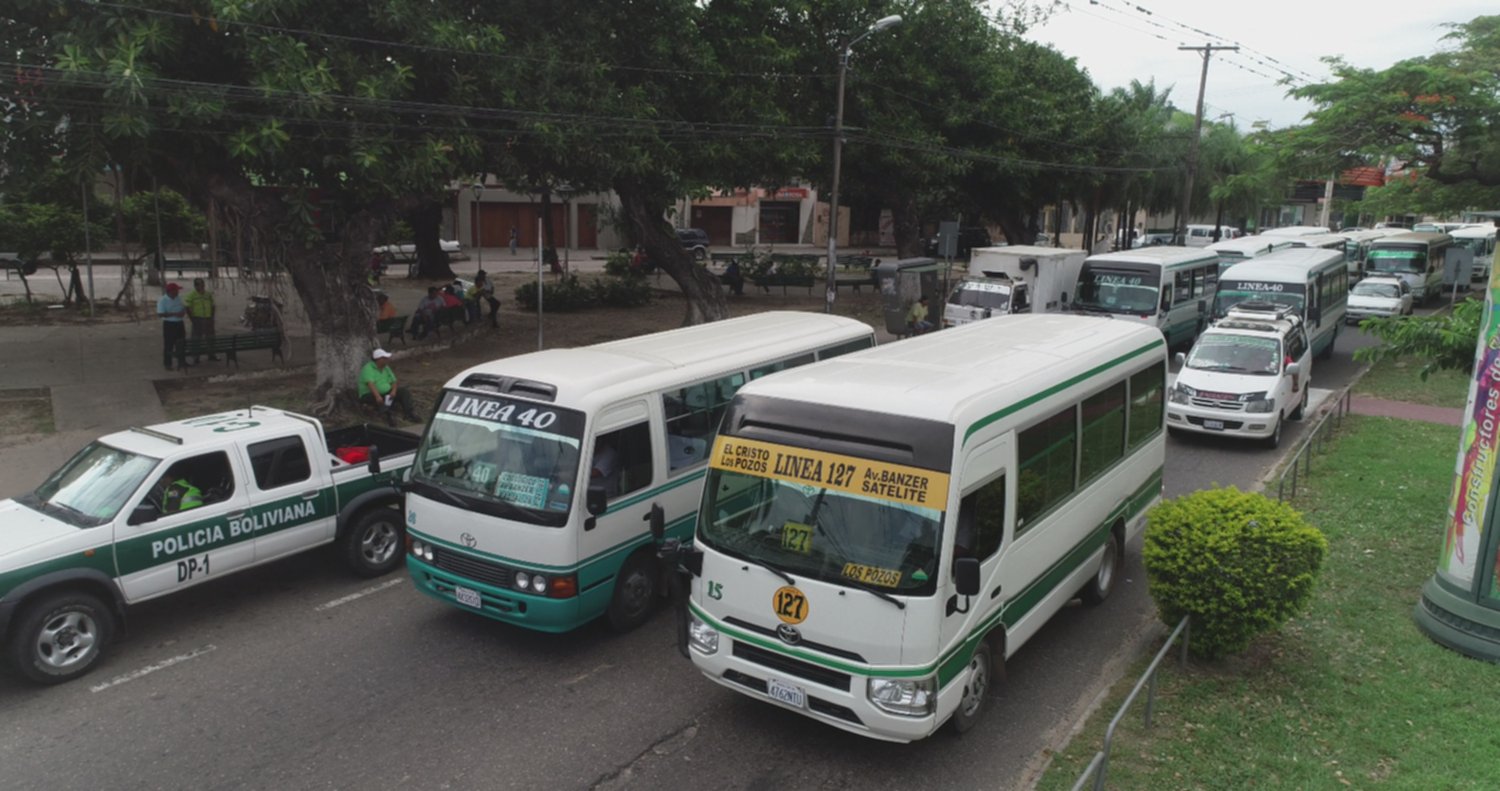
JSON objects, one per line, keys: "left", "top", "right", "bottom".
{"left": 1211, "top": 247, "right": 1348, "bottom": 359}
{"left": 1071, "top": 246, "right": 1221, "bottom": 348}
{"left": 670, "top": 314, "right": 1167, "bottom": 741}
{"left": 1367, "top": 231, "right": 1452, "bottom": 305}
{"left": 403, "top": 312, "right": 875, "bottom": 633}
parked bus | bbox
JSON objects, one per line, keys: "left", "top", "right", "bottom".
{"left": 1453, "top": 225, "right": 1497, "bottom": 282}
{"left": 1208, "top": 235, "right": 1294, "bottom": 275}
{"left": 403, "top": 312, "right": 876, "bottom": 633}
{"left": 1211, "top": 247, "right": 1349, "bottom": 359}
{"left": 1071, "top": 246, "right": 1221, "bottom": 348}
{"left": 1367, "top": 231, "right": 1452, "bottom": 305}
{"left": 679, "top": 314, "right": 1167, "bottom": 741}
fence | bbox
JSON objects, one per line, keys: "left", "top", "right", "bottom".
{"left": 1274, "top": 387, "right": 1355, "bottom": 502}
{"left": 1070, "top": 615, "right": 1192, "bottom": 791}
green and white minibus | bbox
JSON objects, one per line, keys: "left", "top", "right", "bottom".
{"left": 1072, "top": 246, "right": 1221, "bottom": 348}
{"left": 1208, "top": 235, "right": 1294, "bottom": 276}
{"left": 1367, "top": 231, "right": 1452, "bottom": 305}
{"left": 1337, "top": 229, "right": 1398, "bottom": 279}
{"left": 681, "top": 315, "right": 1167, "bottom": 741}
{"left": 1211, "top": 247, "right": 1348, "bottom": 358}
{"left": 1453, "top": 225, "right": 1496, "bottom": 282}
{"left": 404, "top": 312, "right": 875, "bottom": 633}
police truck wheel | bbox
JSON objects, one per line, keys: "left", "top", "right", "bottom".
{"left": 607, "top": 552, "right": 658, "bottom": 632}
{"left": 1080, "top": 529, "right": 1121, "bottom": 606}
{"left": 344, "top": 507, "right": 404, "bottom": 578}
{"left": 7, "top": 591, "right": 114, "bottom": 685}
{"left": 951, "top": 641, "right": 993, "bottom": 734}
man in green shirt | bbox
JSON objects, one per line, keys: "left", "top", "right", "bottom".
{"left": 359, "top": 349, "right": 419, "bottom": 425}
{"left": 183, "top": 278, "right": 219, "bottom": 363}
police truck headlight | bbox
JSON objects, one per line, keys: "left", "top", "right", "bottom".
{"left": 867, "top": 676, "right": 935, "bottom": 717}
{"left": 514, "top": 571, "right": 530, "bottom": 591}
{"left": 687, "top": 612, "right": 719, "bottom": 655}
{"left": 1245, "top": 398, "right": 1275, "bottom": 413}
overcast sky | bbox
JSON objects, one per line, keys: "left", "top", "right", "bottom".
{"left": 1023, "top": 0, "right": 1493, "bottom": 129}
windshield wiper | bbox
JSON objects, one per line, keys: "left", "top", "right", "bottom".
{"left": 839, "top": 577, "right": 906, "bottom": 609}
{"left": 746, "top": 556, "right": 795, "bottom": 585}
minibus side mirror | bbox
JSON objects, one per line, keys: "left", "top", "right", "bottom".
{"left": 128, "top": 502, "right": 159, "bottom": 526}
{"left": 1060, "top": 291, "right": 1069, "bottom": 304}
{"left": 954, "top": 557, "right": 981, "bottom": 597}
{"left": 586, "top": 484, "right": 608, "bottom": 516}
{"left": 1174, "top": 352, "right": 1186, "bottom": 367}
{"left": 1159, "top": 292, "right": 1171, "bottom": 312}
{"left": 367, "top": 446, "right": 382, "bottom": 475}
{"left": 646, "top": 503, "right": 665, "bottom": 543}
{"left": 1309, "top": 306, "right": 1322, "bottom": 323}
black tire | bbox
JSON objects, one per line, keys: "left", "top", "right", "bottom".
{"left": 6, "top": 591, "right": 115, "bottom": 685}
{"left": 1167, "top": 426, "right": 1187, "bottom": 440}
{"left": 607, "top": 552, "right": 659, "bottom": 632}
{"left": 1080, "top": 529, "right": 1122, "bottom": 606}
{"left": 1263, "top": 415, "right": 1283, "bottom": 449}
{"left": 1291, "top": 386, "right": 1309, "bottom": 421}
{"left": 343, "top": 507, "right": 404, "bottom": 578}
{"left": 950, "top": 640, "right": 994, "bottom": 734}
{"left": 1317, "top": 326, "right": 1337, "bottom": 360}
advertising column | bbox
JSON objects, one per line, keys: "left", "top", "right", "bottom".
{"left": 1415, "top": 266, "right": 1500, "bottom": 661}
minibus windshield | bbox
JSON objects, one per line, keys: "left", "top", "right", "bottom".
{"left": 411, "top": 391, "right": 585, "bottom": 526}
{"left": 701, "top": 471, "right": 942, "bottom": 596}
{"left": 1368, "top": 247, "right": 1426, "bottom": 274}
{"left": 1073, "top": 264, "right": 1160, "bottom": 314}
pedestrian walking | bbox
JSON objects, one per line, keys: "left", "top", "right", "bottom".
{"left": 157, "top": 283, "right": 189, "bottom": 370}
{"left": 183, "top": 278, "right": 218, "bottom": 362}
{"left": 509, "top": 225, "right": 519, "bottom": 256}
{"left": 472, "top": 270, "right": 500, "bottom": 328}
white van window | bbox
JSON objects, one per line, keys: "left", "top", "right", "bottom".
{"left": 1127, "top": 362, "right": 1165, "bottom": 450}
{"left": 955, "top": 475, "right": 1006, "bottom": 561}
{"left": 1080, "top": 383, "right": 1127, "bottom": 483}
{"left": 1017, "top": 406, "right": 1077, "bottom": 532}
{"left": 751, "top": 355, "right": 814, "bottom": 380}
{"left": 592, "top": 423, "right": 652, "bottom": 499}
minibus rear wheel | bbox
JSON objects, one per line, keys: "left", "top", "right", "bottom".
{"left": 1080, "top": 528, "right": 1122, "bottom": 606}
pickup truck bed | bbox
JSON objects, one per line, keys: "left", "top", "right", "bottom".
{"left": 325, "top": 424, "right": 421, "bottom": 460}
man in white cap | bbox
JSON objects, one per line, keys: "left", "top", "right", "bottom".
{"left": 358, "top": 348, "right": 419, "bottom": 424}
{"left": 157, "top": 282, "right": 189, "bottom": 370}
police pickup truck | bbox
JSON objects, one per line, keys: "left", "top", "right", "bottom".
{"left": 0, "top": 407, "right": 417, "bottom": 685}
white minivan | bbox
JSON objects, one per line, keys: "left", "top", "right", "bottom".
{"left": 1167, "top": 304, "right": 1310, "bottom": 448}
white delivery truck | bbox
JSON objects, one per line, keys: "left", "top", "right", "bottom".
{"left": 0, "top": 408, "right": 417, "bottom": 684}
{"left": 942, "top": 246, "right": 1085, "bottom": 327}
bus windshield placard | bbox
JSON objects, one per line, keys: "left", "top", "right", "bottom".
{"left": 710, "top": 435, "right": 950, "bottom": 510}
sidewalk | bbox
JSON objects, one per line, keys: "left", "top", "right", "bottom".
{"left": 1348, "top": 395, "right": 1465, "bottom": 426}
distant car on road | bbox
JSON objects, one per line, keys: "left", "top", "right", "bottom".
{"left": 676, "top": 228, "right": 711, "bottom": 261}
{"left": 1346, "top": 276, "right": 1414, "bottom": 323}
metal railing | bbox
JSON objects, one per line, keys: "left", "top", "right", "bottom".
{"left": 1070, "top": 616, "right": 1191, "bottom": 791}
{"left": 1274, "top": 387, "right": 1355, "bottom": 501}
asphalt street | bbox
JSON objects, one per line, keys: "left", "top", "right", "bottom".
{"left": 0, "top": 321, "right": 1384, "bottom": 791}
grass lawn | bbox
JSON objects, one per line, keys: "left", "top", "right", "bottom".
{"left": 1355, "top": 358, "right": 1471, "bottom": 409}
{"left": 1038, "top": 415, "right": 1500, "bottom": 790}
{"left": 0, "top": 388, "right": 55, "bottom": 447}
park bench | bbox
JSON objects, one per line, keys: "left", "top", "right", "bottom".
{"left": 157, "top": 259, "right": 215, "bottom": 278}
{"left": 837, "top": 255, "right": 876, "bottom": 270}
{"left": 182, "top": 330, "right": 284, "bottom": 369}
{"left": 748, "top": 273, "right": 817, "bottom": 295}
{"left": 376, "top": 315, "right": 410, "bottom": 346}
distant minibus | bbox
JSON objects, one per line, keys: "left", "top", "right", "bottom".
{"left": 1262, "top": 225, "right": 1333, "bottom": 238}
{"left": 680, "top": 315, "right": 1167, "bottom": 741}
{"left": 1337, "top": 229, "right": 1397, "bottom": 278}
{"left": 1211, "top": 247, "right": 1348, "bottom": 358}
{"left": 1453, "top": 225, "right": 1497, "bottom": 282}
{"left": 404, "top": 312, "right": 876, "bottom": 634}
{"left": 1185, "top": 224, "right": 1240, "bottom": 247}
{"left": 1367, "top": 232, "right": 1452, "bottom": 304}
{"left": 1208, "top": 235, "right": 1294, "bottom": 275}
{"left": 1071, "top": 246, "right": 1221, "bottom": 347}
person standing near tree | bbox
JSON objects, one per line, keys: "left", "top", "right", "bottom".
{"left": 359, "top": 349, "right": 419, "bottom": 425}
{"left": 471, "top": 270, "right": 500, "bottom": 328}
{"left": 183, "top": 278, "right": 218, "bottom": 363}
{"left": 157, "top": 282, "right": 189, "bottom": 370}
{"left": 509, "top": 225, "right": 519, "bottom": 256}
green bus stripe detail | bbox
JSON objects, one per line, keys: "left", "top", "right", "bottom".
{"left": 696, "top": 467, "right": 1163, "bottom": 686}
{"left": 603, "top": 470, "right": 707, "bottom": 514}
{"left": 963, "top": 340, "right": 1165, "bottom": 445}
{"left": 410, "top": 512, "right": 696, "bottom": 575}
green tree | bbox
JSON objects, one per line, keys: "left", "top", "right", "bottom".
{"left": 1354, "top": 299, "right": 1484, "bottom": 379}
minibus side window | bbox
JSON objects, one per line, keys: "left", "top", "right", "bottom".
{"left": 1174, "top": 271, "right": 1192, "bottom": 302}
{"left": 591, "top": 423, "right": 652, "bottom": 500}
{"left": 954, "top": 475, "right": 1007, "bottom": 562}
{"left": 1126, "top": 362, "right": 1165, "bottom": 450}
{"left": 663, "top": 373, "right": 745, "bottom": 472}
{"left": 1016, "top": 406, "right": 1077, "bottom": 534}
{"left": 750, "top": 354, "right": 814, "bottom": 380}
{"left": 1079, "top": 382, "right": 1126, "bottom": 483}
{"left": 818, "top": 335, "right": 875, "bottom": 360}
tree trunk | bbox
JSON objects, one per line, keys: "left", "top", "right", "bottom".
{"left": 411, "top": 200, "right": 455, "bottom": 280}
{"left": 886, "top": 194, "right": 924, "bottom": 259}
{"left": 614, "top": 176, "right": 725, "bottom": 325}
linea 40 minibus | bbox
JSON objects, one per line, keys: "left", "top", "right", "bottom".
{"left": 1070, "top": 246, "right": 1220, "bottom": 348}
{"left": 671, "top": 314, "right": 1167, "bottom": 741}
{"left": 1211, "top": 247, "right": 1348, "bottom": 360}
{"left": 403, "top": 312, "right": 874, "bottom": 633}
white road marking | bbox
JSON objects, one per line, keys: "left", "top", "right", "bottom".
{"left": 563, "top": 663, "right": 614, "bottom": 687}
{"left": 314, "top": 577, "right": 405, "bottom": 612}
{"left": 90, "top": 645, "right": 218, "bottom": 693}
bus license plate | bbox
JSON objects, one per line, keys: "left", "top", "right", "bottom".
{"left": 454, "top": 585, "right": 482, "bottom": 609}
{"left": 1203, "top": 419, "right": 1225, "bottom": 431}
{"left": 766, "top": 678, "right": 806, "bottom": 708}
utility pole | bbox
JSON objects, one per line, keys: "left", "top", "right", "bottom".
{"left": 1176, "top": 43, "right": 1238, "bottom": 244}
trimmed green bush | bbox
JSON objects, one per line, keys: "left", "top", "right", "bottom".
{"left": 513, "top": 275, "right": 595, "bottom": 312}
{"left": 592, "top": 275, "right": 652, "bottom": 307}
{"left": 1143, "top": 486, "right": 1327, "bottom": 659}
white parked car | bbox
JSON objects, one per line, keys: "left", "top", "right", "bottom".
{"left": 1167, "top": 305, "right": 1311, "bottom": 448}
{"left": 1346, "top": 276, "right": 1413, "bottom": 323}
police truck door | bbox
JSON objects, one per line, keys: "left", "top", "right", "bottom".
{"left": 113, "top": 450, "right": 255, "bottom": 601}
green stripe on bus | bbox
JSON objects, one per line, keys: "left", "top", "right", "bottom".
{"left": 603, "top": 469, "right": 707, "bottom": 514}
{"left": 963, "top": 340, "right": 1164, "bottom": 445}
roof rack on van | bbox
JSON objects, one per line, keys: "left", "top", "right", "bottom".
{"left": 1226, "top": 301, "right": 1296, "bottom": 322}
{"left": 459, "top": 373, "right": 558, "bottom": 402}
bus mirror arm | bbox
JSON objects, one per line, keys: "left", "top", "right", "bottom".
{"left": 948, "top": 557, "right": 980, "bottom": 614}
{"left": 646, "top": 503, "right": 665, "bottom": 543}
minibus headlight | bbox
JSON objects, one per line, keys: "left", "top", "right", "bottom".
{"left": 530, "top": 574, "right": 547, "bottom": 594}
{"left": 868, "top": 676, "right": 935, "bottom": 717}
{"left": 514, "top": 571, "right": 531, "bottom": 591}
{"left": 1169, "top": 384, "right": 1194, "bottom": 404}
{"left": 687, "top": 612, "right": 719, "bottom": 655}
{"left": 1245, "top": 398, "right": 1275, "bottom": 413}
{"left": 423, "top": 544, "right": 434, "bottom": 562}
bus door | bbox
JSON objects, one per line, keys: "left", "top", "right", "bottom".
{"left": 942, "top": 437, "right": 1013, "bottom": 656}
{"left": 580, "top": 401, "right": 659, "bottom": 597}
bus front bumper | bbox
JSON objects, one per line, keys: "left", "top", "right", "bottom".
{"left": 407, "top": 555, "right": 583, "bottom": 633}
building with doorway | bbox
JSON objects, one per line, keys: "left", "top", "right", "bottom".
{"left": 453, "top": 181, "right": 624, "bottom": 253}
{"left": 678, "top": 184, "right": 847, "bottom": 248}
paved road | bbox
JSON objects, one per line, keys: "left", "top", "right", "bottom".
{"left": 0, "top": 321, "right": 1386, "bottom": 791}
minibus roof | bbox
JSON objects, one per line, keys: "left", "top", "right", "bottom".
{"left": 1452, "top": 225, "right": 1496, "bottom": 239}
{"left": 732, "top": 314, "right": 1163, "bottom": 433}
{"left": 1262, "top": 225, "right": 1333, "bottom": 238}
{"left": 1083, "top": 246, "right": 1219, "bottom": 266}
{"left": 1372, "top": 231, "right": 1453, "bottom": 245}
{"left": 1207, "top": 235, "right": 1291, "bottom": 255}
{"left": 1216, "top": 247, "right": 1346, "bottom": 282}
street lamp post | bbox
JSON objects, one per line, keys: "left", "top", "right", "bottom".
{"left": 824, "top": 14, "right": 902, "bottom": 313}
{"left": 471, "top": 182, "right": 484, "bottom": 274}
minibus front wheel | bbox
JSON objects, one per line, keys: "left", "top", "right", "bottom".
{"left": 951, "top": 640, "right": 994, "bottom": 734}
